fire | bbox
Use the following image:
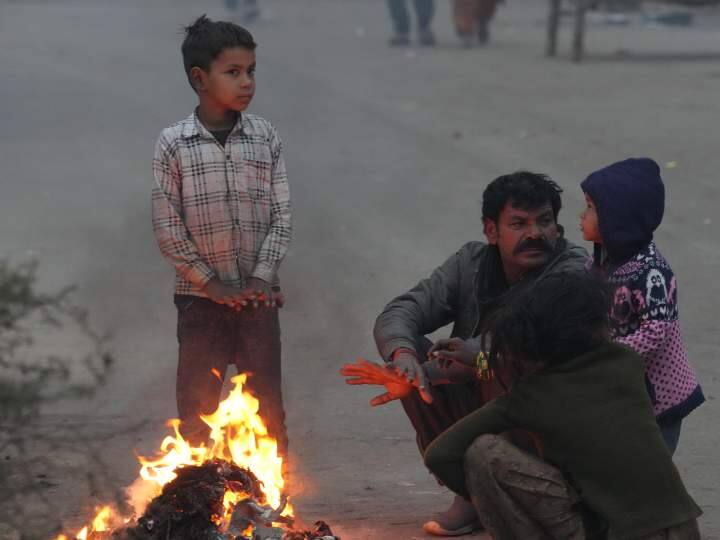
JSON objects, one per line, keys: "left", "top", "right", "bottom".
{"left": 91, "top": 506, "right": 113, "bottom": 531}
{"left": 56, "top": 373, "right": 290, "bottom": 539}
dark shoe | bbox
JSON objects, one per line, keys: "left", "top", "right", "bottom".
{"left": 418, "top": 29, "right": 436, "bottom": 47}
{"left": 478, "top": 24, "right": 490, "bottom": 45}
{"left": 389, "top": 33, "right": 411, "bottom": 47}
{"left": 422, "top": 495, "right": 480, "bottom": 537}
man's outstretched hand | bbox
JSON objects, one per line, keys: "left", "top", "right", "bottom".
{"left": 340, "top": 359, "right": 433, "bottom": 406}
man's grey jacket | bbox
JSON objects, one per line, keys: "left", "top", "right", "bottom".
{"left": 374, "top": 239, "right": 589, "bottom": 361}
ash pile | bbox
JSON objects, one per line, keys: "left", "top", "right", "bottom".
{"left": 102, "top": 460, "right": 339, "bottom": 540}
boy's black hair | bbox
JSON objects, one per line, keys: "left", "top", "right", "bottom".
{"left": 482, "top": 271, "right": 612, "bottom": 380}
{"left": 482, "top": 171, "right": 563, "bottom": 223}
{"left": 181, "top": 15, "right": 256, "bottom": 86}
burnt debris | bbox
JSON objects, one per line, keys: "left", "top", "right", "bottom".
{"left": 112, "top": 460, "right": 264, "bottom": 540}
{"left": 79, "top": 460, "right": 339, "bottom": 540}
{"left": 282, "top": 521, "right": 338, "bottom": 540}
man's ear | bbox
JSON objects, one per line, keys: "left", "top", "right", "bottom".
{"left": 483, "top": 218, "right": 498, "bottom": 245}
{"left": 189, "top": 66, "right": 207, "bottom": 92}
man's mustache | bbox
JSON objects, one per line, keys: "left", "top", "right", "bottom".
{"left": 514, "top": 239, "right": 553, "bottom": 255}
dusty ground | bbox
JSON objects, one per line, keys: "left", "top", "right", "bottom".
{"left": 1, "top": 0, "right": 719, "bottom": 538}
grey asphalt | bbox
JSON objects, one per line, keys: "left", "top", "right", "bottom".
{"left": 1, "top": 0, "right": 719, "bottom": 538}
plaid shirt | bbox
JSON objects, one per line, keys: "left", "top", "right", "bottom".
{"left": 152, "top": 112, "right": 291, "bottom": 297}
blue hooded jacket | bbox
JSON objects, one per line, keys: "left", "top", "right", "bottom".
{"left": 581, "top": 158, "right": 664, "bottom": 264}
{"left": 581, "top": 158, "right": 704, "bottom": 426}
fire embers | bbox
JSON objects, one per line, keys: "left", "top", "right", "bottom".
{"left": 282, "top": 521, "right": 339, "bottom": 540}
{"left": 240, "top": 521, "right": 339, "bottom": 540}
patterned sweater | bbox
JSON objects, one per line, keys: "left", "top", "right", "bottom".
{"left": 607, "top": 242, "right": 704, "bottom": 421}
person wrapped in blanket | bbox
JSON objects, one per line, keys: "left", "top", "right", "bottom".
{"left": 423, "top": 271, "right": 702, "bottom": 540}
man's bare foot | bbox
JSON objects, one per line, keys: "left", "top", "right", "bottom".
{"left": 422, "top": 495, "right": 480, "bottom": 537}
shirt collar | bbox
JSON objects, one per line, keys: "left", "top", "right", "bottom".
{"left": 181, "top": 110, "right": 246, "bottom": 140}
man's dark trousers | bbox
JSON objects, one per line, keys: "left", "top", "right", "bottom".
{"left": 387, "top": 0, "right": 435, "bottom": 35}
{"left": 174, "top": 295, "right": 288, "bottom": 459}
{"left": 398, "top": 338, "right": 529, "bottom": 456}
{"left": 398, "top": 338, "right": 483, "bottom": 454}
{"left": 403, "top": 379, "right": 483, "bottom": 454}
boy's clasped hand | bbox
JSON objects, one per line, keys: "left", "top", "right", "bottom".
{"left": 203, "top": 277, "right": 285, "bottom": 310}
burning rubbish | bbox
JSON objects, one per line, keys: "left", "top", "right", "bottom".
{"left": 115, "top": 460, "right": 267, "bottom": 539}
{"left": 84, "top": 460, "right": 337, "bottom": 540}
{"left": 54, "top": 374, "right": 339, "bottom": 540}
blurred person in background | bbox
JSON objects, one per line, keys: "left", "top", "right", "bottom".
{"left": 386, "top": 0, "right": 436, "bottom": 46}
{"left": 225, "top": 0, "right": 260, "bottom": 23}
{"left": 453, "top": 0, "right": 500, "bottom": 47}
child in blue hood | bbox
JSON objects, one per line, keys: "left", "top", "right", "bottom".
{"left": 580, "top": 158, "right": 704, "bottom": 454}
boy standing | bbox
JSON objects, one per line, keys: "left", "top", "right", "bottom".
{"left": 152, "top": 16, "right": 291, "bottom": 457}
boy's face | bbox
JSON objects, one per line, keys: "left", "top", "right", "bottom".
{"left": 193, "top": 47, "right": 256, "bottom": 112}
{"left": 579, "top": 193, "right": 602, "bottom": 243}
{"left": 484, "top": 202, "right": 559, "bottom": 281}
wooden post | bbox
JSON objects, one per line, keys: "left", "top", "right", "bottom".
{"left": 572, "top": 0, "right": 588, "bottom": 62}
{"left": 547, "top": 0, "right": 562, "bottom": 57}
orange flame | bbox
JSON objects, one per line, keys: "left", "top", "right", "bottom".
{"left": 91, "top": 506, "right": 113, "bottom": 531}
{"left": 56, "top": 374, "right": 290, "bottom": 539}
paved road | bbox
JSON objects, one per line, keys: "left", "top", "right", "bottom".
{"left": 1, "top": 0, "right": 719, "bottom": 538}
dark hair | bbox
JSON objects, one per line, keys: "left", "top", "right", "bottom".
{"left": 181, "top": 15, "right": 256, "bottom": 85}
{"left": 483, "top": 271, "right": 611, "bottom": 380}
{"left": 482, "top": 171, "right": 563, "bottom": 223}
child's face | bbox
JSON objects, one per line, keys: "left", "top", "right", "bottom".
{"left": 579, "top": 193, "right": 602, "bottom": 243}
{"left": 195, "top": 47, "right": 256, "bottom": 112}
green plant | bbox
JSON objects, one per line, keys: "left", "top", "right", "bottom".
{"left": 0, "top": 260, "right": 116, "bottom": 539}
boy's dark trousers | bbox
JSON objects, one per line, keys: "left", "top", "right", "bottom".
{"left": 174, "top": 295, "right": 288, "bottom": 459}
{"left": 463, "top": 435, "right": 701, "bottom": 540}
{"left": 387, "top": 0, "right": 435, "bottom": 35}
